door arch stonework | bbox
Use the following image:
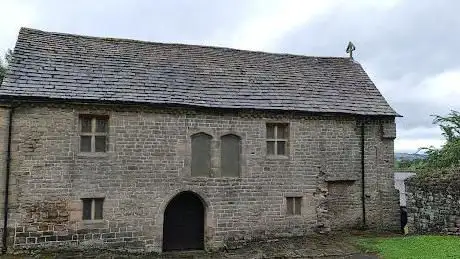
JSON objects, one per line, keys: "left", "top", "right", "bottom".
{"left": 162, "top": 191, "right": 207, "bottom": 251}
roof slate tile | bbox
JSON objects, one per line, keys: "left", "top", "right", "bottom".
{"left": 0, "top": 28, "right": 398, "bottom": 116}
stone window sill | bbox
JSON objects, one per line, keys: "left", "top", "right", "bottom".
{"left": 286, "top": 214, "right": 302, "bottom": 218}
{"left": 81, "top": 219, "right": 106, "bottom": 229}
{"left": 266, "top": 155, "right": 290, "bottom": 160}
{"left": 82, "top": 219, "right": 104, "bottom": 224}
{"left": 77, "top": 152, "right": 109, "bottom": 158}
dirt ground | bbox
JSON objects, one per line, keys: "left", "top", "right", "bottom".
{"left": 0, "top": 232, "right": 385, "bottom": 259}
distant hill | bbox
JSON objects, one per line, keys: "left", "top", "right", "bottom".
{"left": 395, "top": 152, "right": 427, "bottom": 161}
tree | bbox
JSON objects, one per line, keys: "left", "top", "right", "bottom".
{"left": 0, "top": 49, "right": 13, "bottom": 84}
{"left": 420, "top": 110, "right": 460, "bottom": 169}
{"left": 395, "top": 157, "right": 425, "bottom": 170}
{"left": 0, "top": 61, "right": 6, "bottom": 84}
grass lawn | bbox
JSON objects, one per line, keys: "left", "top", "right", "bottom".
{"left": 357, "top": 235, "right": 460, "bottom": 259}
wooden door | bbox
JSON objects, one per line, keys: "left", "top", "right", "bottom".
{"left": 162, "top": 192, "right": 205, "bottom": 251}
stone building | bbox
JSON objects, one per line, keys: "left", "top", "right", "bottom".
{"left": 0, "top": 28, "right": 399, "bottom": 253}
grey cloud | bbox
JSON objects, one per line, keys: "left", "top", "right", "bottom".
{"left": 277, "top": 0, "right": 460, "bottom": 149}
{"left": 22, "top": 0, "right": 251, "bottom": 44}
{"left": 397, "top": 126, "right": 441, "bottom": 140}
{"left": 279, "top": 0, "right": 460, "bottom": 80}
{"left": 394, "top": 100, "right": 457, "bottom": 128}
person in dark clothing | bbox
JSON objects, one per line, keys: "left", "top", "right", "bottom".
{"left": 400, "top": 206, "right": 408, "bottom": 233}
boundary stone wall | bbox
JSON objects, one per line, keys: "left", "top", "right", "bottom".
{"left": 406, "top": 171, "right": 460, "bottom": 234}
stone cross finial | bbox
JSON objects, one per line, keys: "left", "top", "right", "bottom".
{"left": 346, "top": 41, "right": 356, "bottom": 59}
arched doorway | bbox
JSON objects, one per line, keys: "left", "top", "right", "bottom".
{"left": 162, "top": 191, "right": 205, "bottom": 251}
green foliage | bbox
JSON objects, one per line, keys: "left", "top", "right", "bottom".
{"left": 357, "top": 235, "right": 460, "bottom": 259}
{"left": 433, "top": 110, "right": 460, "bottom": 141}
{"left": 0, "top": 49, "right": 13, "bottom": 84}
{"left": 395, "top": 110, "right": 460, "bottom": 171}
{"left": 423, "top": 139, "right": 460, "bottom": 169}
{"left": 0, "top": 62, "right": 5, "bottom": 84}
{"left": 395, "top": 158, "right": 425, "bottom": 170}
{"left": 419, "top": 110, "right": 460, "bottom": 170}
{"left": 409, "top": 167, "right": 460, "bottom": 185}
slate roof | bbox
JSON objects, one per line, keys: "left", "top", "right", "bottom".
{"left": 0, "top": 28, "right": 398, "bottom": 116}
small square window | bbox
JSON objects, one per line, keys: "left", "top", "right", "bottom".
{"left": 294, "top": 197, "right": 302, "bottom": 215}
{"left": 96, "top": 119, "right": 108, "bottom": 133}
{"left": 94, "top": 198, "right": 104, "bottom": 220}
{"left": 81, "top": 118, "right": 92, "bottom": 133}
{"left": 266, "top": 123, "right": 289, "bottom": 156}
{"left": 95, "top": 136, "right": 106, "bottom": 152}
{"left": 267, "top": 141, "right": 275, "bottom": 155}
{"left": 80, "top": 115, "right": 109, "bottom": 153}
{"left": 277, "top": 125, "right": 288, "bottom": 138}
{"left": 82, "top": 198, "right": 92, "bottom": 220}
{"left": 80, "top": 136, "right": 92, "bottom": 152}
{"left": 286, "top": 197, "right": 294, "bottom": 214}
{"left": 266, "top": 124, "right": 275, "bottom": 138}
{"left": 277, "top": 141, "right": 286, "bottom": 155}
{"left": 286, "top": 197, "right": 302, "bottom": 215}
{"left": 81, "top": 198, "right": 104, "bottom": 220}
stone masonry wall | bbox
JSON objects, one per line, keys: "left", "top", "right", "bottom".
{"left": 327, "top": 181, "right": 362, "bottom": 230}
{"left": 0, "top": 103, "right": 399, "bottom": 252}
{"left": 406, "top": 172, "right": 460, "bottom": 234}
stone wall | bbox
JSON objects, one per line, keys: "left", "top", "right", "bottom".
{"left": 406, "top": 171, "right": 460, "bottom": 234}
{"left": 0, "top": 103, "right": 399, "bottom": 252}
{"left": 327, "top": 181, "right": 362, "bottom": 230}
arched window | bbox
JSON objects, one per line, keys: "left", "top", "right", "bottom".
{"left": 191, "top": 133, "right": 212, "bottom": 176}
{"left": 221, "top": 134, "right": 241, "bottom": 177}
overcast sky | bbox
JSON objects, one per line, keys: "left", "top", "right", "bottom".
{"left": 1, "top": 0, "right": 458, "bottom": 153}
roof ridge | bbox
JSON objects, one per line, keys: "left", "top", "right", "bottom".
{"left": 19, "top": 27, "right": 353, "bottom": 61}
